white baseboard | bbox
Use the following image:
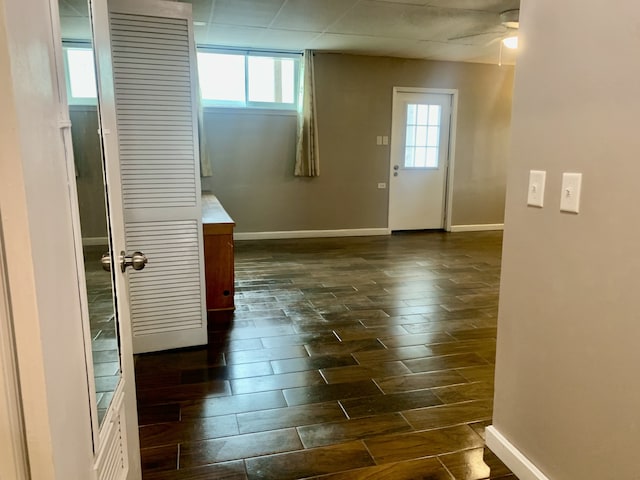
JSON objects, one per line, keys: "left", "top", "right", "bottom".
{"left": 234, "top": 228, "right": 391, "bottom": 241}
{"left": 82, "top": 236, "right": 108, "bottom": 246}
{"left": 450, "top": 224, "right": 504, "bottom": 233}
{"left": 486, "top": 426, "right": 551, "bottom": 480}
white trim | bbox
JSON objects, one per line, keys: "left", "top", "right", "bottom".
{"left": 444, "top": 91, "right": 458, "bottom": 232}
{"left": 0, "top": 220, "right": 29, "bottom": 480}
{"left": 388, "top": 87, "right": 458, "bottom": 232}
{"left": 234, "top": 228, "right": 390, "bottom": 241}
{"left": 81, "top": 236, "right": 109, "bottom": 246}
{"left": 486, "top": 426, "right": 551, "bottom": 480}
{"left": 449, "top": 224, "right": 504, "bottom": 232}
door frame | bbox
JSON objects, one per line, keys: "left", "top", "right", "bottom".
{"left": 0, "top": 219, "right": 29, "bottom": 480}
{"left": 387, "top": 87, "right": 459, "bottom": 232}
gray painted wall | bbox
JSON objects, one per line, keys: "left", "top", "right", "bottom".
{"left": 70, "top": 106, "right": 108, "bottom": 239}
{"left": 72, "top": 53, "right": 514, "bottom": 234}
{"left": 493, "top": 0, "right": 640, "bottom": 478}
{"left": 202, "top": 53, "right": 514, "bottom": 232}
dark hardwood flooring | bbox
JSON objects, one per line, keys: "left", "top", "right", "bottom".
{"left": 135, "top": 231, "right": 517, "bottom": 479}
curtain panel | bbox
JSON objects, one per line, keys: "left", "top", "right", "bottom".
{"left": 294, "top": 50, "right": 320, "bottom": 177}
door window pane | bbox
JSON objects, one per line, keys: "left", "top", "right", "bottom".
{"left": 404, "top": 102, "right": 442, "bottom": 168}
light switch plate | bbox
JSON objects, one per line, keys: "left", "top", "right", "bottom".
{"left": 560, "top": 172, "right": 582, "bottom": 213}
{"left": 382, "top": 136, "right": 389, "bottom": 145}
{"left": 377, "top": 183, "right": 386, "bottom": 189}
{"left": 376, "top": 136, "right": 383, "bottom": 145}
{"left": 527, "top": 170, "right": 546, "bottom": 207}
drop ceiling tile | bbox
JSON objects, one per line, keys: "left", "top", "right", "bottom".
{"left": 203, "top": 24, "right": 267, "bottom": 48}
{"left": 261, "top": 29, "right": 323, "bottom": 51}
{"left": 327, "top": 0, "right": 498, "bottom": 42}
{"left": 210, "top": 0, "right": 286, "bottom": 27}
{"left": 308, "top": 33, "right": 421, "bottom": 58}
{"left": 176, "top": 0, "right": 214, "bottom": 23}
{"left": 270, "top": 0, "right": 359, "bottom": 32}
{"left": 375, "top": 0, "right": 429, "bottom": 5}
{"left": 424, "top": 0, "right": 519, "bottom": 14}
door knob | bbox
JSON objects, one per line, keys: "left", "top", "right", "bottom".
{"left": 120, "top": 251, "right": 148, "bottom": 272}
{"left": 101, "top": 251, "right": 148, "bottom": 273}
{"left": 393, "top": 165, "right": 399, "bottom": 170}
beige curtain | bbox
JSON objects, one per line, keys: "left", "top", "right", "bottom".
{"left": 197, "top": 86, "right": 213, "bottom": 177}
{"left": 294, "top": 50, "right": 320, "bottom": 177}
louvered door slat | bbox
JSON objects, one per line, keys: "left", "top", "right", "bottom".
{"left": 110, "top": 6, "right": 206, "bottom": 353}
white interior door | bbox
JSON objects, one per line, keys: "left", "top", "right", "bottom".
{"left": 388, "top": 89, "right": 452, "bottom": 231}
{"left": 90, "top": 1, "right": 142, "bottom": 478}
{"left": 95, "top": 0, "right": 207, "bottom": 354}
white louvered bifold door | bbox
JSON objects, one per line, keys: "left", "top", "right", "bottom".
{"left": 108, "top": 0, "right": 206, "bottom": 353}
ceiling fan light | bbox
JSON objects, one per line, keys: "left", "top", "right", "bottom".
{"left": 502, "top": 36, "right": 518, "bottom": 49}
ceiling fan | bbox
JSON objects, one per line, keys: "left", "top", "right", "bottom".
{"left": 450, "top": 9, "right": 520, "bottom": 50}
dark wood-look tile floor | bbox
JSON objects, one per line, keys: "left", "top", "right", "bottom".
{"left": 135, "top": 231, "right": 518, "bottom": 479}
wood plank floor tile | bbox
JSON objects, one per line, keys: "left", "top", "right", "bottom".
{"left": 402, "top": 400, "right": 493, "bottom": 431}
{"left": 142, "top": 460, "right": 247, "bottom": 480}
{"left": 352, "top": 345, "right": 432, "bottom": 363}
{"left": 134, "top": 232, "right": 516, "bottom": 479}
{"left": 283, "top": 379, "right": 382, "bottom": 406}
{"left": 364, "top": 425, "right": 484, "bottom": 464}
{"left": 230, "top": 370, "right": 325, "bottom": 395}
{"left": 403, "top": 353, "right": 489, "bottom": 374}
{"left": 305, "top": 338, "right": 385, "bottom": 356}
{"left": 321, "top": 361, "right": 411, "bottom": 384}
{"left": 432, "top": 381, "right": 495, "bottom": 404}
{"left": 244, "top": 441, "right": 375, "bottom": 480}
{"left": 305, "top": 457, "right": 453, "bottom": 480}
{"left": 378, "top": 332, "right": 456, "bottom": 348}
{"left": 180, "top": 362, "right": 274, "bottom": 383}
{"left": 340, "top": 389, "right": 442, "bottom": 419}
{"left": 181, "top": 391, "right": 287, "bottom": 418}
{"left": 139, "top": 414, "right": 239, "bottom": 449}
{"left": 375, "top": 370, "right": 469, "bottom": 394}
{"left": 225, "top": 345, "right": 308, "bottom": 364}
{"left": 271, "top": 354, "right": 357, "bottom": 374}
{"left": 439, "top": 447, "right": 512, "bottom": 480}
{"left": 136, "top": 381, "right": 231, "bottom": 406}
{"left": 137, "top": 404, "right": 180, "bottom": 426}
{"left": 179, "top": 428, "right": 303, "bottom": 467}
{"left": 298, "top": 412, "right": 413, "bottom": 448}
{"left": 140, "top": 444, "right": 178, "bottom": 473}
{"left": 236, "top": 402, "right": 346, "bottom": 434}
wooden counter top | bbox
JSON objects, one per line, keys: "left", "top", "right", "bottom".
{"left": 202, "top": 194, "right": 235, "bottom": 226}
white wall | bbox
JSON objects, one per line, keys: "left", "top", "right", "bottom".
{"left": 0, "top": 0, "right": 95, "bottom": 477}
{"left": 491, "top": 0, "right": 640, "bottom": 478}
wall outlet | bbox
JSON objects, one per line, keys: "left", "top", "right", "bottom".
{"left": 377, "top": 183, "right": 387, "bottom": 189}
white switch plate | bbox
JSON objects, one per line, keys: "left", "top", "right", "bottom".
{"left": 560, "top": 172, "right": 582, "bottom": 213}
{"left": 382, "top": 136, "right": 389, "bottom": 145}
{"left": 527, "top": 170, "right": 546, "bottom": 207}
{"left": 377, "top": 183, "right": 387, "bottom": 189}
{"left": 376, "top": 136, "right": 383, "bottom": 145}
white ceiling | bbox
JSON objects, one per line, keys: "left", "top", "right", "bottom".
{"left": 59, "top": 0, "right": 520, "bottom": 65}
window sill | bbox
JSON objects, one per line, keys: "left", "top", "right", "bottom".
{"left": 203, "top": 106, "right": 298, "bottom": 117}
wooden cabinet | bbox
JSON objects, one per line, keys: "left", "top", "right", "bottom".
{"left": 202, "top": 195, "right": 235, "bottom": 311}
